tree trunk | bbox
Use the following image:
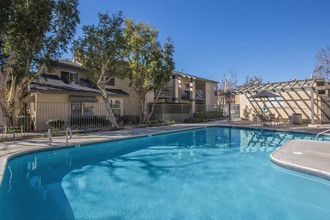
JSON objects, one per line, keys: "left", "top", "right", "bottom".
{"left": 6, "top": 76, "right": 23, "bottom": 126}
{"left": 143, "top": 101, "right": 148, "bottom": 122}
{"left": 138, "top": 91, "right": 149, "bottom": 123}
{"left": 0, "top": 68, "right": 11, "bottom": 127}
{"left": 145, "top": 90, "right": 162, "bottom": 122}
{"left": 139, "top": 98, "right": 144, "bottom": 123}
{"left": 96, "top": 71, "right": 118, "bottom": 128}
{"left": 101, "top": 94, "right": 119, "bottom": 128}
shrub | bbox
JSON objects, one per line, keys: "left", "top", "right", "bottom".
{"left": 70, "top": 115, "right": 108, "bottom": 127}
{"left": 242, "top": 105, "right": 252, "bottom": 120}
{"left": 184, "top": 118, "right": 207, "bottom": 123}
{"left": 46, "top": 119, "right": 65, "bottom": 129}
{"left": 164, "top": 120, "right": 176, "bottom": 125}
{"left": 4, "top": 127, "right": 16, "bottom": 134}
{"left": 150, "top": 103, "right": 192, "bottom": 114}
{"left": 121, "top": 115, "right": 140, "bottom": 125}
{"left": 18, "top": 115, "right": 32, "bottom": 130}
{"left": 193, "top": 111, "right": 222, "bottom": 119}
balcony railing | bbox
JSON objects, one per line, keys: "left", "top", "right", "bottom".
{"left": 181, "top": 91, "right": 191, "bottom": 100}
{"left": 158, "top": 88, "right": 173, "bottom": 99}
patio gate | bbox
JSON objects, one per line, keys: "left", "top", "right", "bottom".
{"left": 222, "top": 104, "right": 240, "bottom": 119}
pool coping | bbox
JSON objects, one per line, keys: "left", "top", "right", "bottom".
{"left": 0, "top": 124, "right": 209, "bottom": 187}
{"left": 270, "top": 139, "right": 330, "bottom": 181}
{"left": 0, "top": 123, "right": 330, "bottom": 187}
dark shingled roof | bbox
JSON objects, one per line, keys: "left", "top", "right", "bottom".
{"left": 106, "top": 89, "right": 129, "bottom": 96}
{"left": 31, "top": 75, "right": 129, "bottom": 97}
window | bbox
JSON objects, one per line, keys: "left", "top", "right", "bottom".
{"left": 71, "top": 102, "right": 82, "bottom": 115}
{"left": 105, "top": 77, "right": 115, "bottom": 86}
{"left": 214, "top": 85, "right": 218, "bottom": 96}
{"left": 110, "top": 100, "right": 121, "bottom": 108}
{"left": 110, "top": 100, "right": 121, "bottom": 119}
{"left": 319, "top": 90, "right": 325, "bottom": 95}
{"left": 317, "top": 81, "right": 325, "bottom": 86}
{"left": 83, "top": 103, "right": 94, "bottom": 115}
{"left": 61, "top": 71, "right": 78, "bottom": 84}
{"left": 71, "top": 102, "right": 94, "bottom": 116}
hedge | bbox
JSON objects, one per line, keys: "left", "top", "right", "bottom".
{"left": 150, "top": 103, "right": 192, "bottom": 114}
{"left": 70, "top": 115, "right": 108, "bottom": 126}
{"left": 121, "top": 115, "right": 140, "bottom": 125}
{"left": 193, "top": 111, "right": 223, "bottom": 119}
{"left": 184, "top": 118, "right": 207, "bottom": 123}
{"left": 18, "top": 115, "right": 32, "bottom": 130}
{"left": 46, "top": 119, "right": 65, "bottom": 128}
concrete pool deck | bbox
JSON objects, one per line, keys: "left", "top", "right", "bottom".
{"left": 271, "top": 139, "right": 330, "bottom": 180}
{"left": 1, "top": 120, "right": 330, "bottom": 183}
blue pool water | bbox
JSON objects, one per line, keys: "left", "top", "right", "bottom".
{"left": 1, "top": 127, "right": 330, "bottom": 219}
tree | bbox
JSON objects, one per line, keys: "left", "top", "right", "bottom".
{"left": 244, "top": 75, "right": 263, "bottom": 86}
{"left": 74, "top": 12, "right": 127, "bottom": 128}
{"left": 314, "top": 46, "right": 330, "bottom": 80}
{"left": 0, "top": 0, "right": 79, "bottom": 126}
{"left": 218, "top": 69, "right": 237, "bottom": 110}
{"left": 123, "top": 20, "right": 175, "bottom": 123}
{"left": 219, "top": 69, "right": 237, "bottom": 93}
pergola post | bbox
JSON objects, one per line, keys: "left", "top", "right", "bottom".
{"left": 173, "top": 75, "right": 179, "bottom": 103}
{"left": 311, "top": 89, "right": 315, "bottom": 125}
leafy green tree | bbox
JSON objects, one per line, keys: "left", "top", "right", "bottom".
{"left": 0, "top": 0, "right": 79, "bottom": 126}
{"left": 244, "top": 75, "right": 263, "bottom": 86}
{"left": 124, "top": 20, "right": 175, "bottom": 122}
{"left": 0, "top": 0, "right": 17, "bottom": 126}
{"left": 74, "top": 12, "right": 127, "bottom": 128}
{"left": 314, "top": 46, "right": 330, "bottom": 80}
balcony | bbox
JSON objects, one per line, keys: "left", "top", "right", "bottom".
{"left": 181, "top": 91, "right": 191, "bottom": 100}
{"left": 158, "top": 88, "right": 173, "bottom": 99}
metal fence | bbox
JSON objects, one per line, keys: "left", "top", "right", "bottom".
{"left": 151, "top": 103, "right": 223, "bottom": 122}
{"left": 0, "top": 101, "right": 123, "bottom": 142}
{"left": 0, "top": 125, "right": 39, "bottom": 143}
{"left": 222, "top": 104, "right": 240, "bottom": 119}
{"left": 0, "top": 101, "right": 226, "bottom": 142}
{"left": 150, "top": 103, "right": 193, "bottom": 122}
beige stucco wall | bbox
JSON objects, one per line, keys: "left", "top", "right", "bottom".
{"left": 46, "top": 65, "right": 217, "bottom": 119}
{"left": 33, "top": 93, "right": 70, "bottom": 131}
{"left": 106, "top": 78, "right": 153, "bottom": 116}
{"left": 238, "top": 90, "right": 323, "bottom": 123}
{"left": 33, "top": 93, "right": 127, "bottom": 130}
{"left": 49, "top": 66, "right": 144, "bottom": 116}
{"left": 205, "top": 81, "right": 217, "bottom": 110}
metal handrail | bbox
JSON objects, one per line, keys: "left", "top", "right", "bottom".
{"left": 48, "top": 129, "right": 52, "bottom": 145}
{"left": 66, "top": 127, "right": 73, "bottom": 145}
{"left": 315, "top": 128, "right": 330, "bottom": 140}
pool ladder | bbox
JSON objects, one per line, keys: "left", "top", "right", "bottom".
{"left": 66, "top": 127, "right": 73, "bottom": 145}
{"left": 48, "top": 127, "right": 72, "bottom": 145}
{"left": 315, "top": 128, "right": 330, "bottom": 140}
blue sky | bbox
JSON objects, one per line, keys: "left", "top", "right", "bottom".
{"left": 72, "top": 0, "right": 330, "bottom": 85}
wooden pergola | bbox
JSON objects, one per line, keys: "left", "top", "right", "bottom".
{"left": 231, "top": 78, "right": 329, "bottom": 124}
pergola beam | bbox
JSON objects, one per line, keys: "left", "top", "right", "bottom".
{"left": 289, "top": 80, "right": 298, "bottom": 89}
{"left": 300, "top": 79, "right": 307, "bottom": 89}
{"left": 232, "top": 79, "right": 319, "bottom": 94}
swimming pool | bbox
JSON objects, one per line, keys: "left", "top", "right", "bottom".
{"left": 1, "top": 126, "right": 330, "bottom": 219}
